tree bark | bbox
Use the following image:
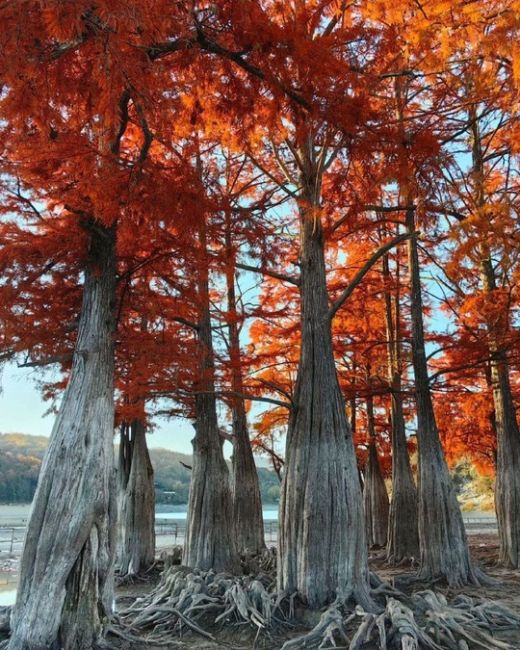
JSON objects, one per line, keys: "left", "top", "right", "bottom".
{"left": 9, "top": 220, "right": 117, "bottom": 650}
{"left": 470, "top": 109, "right": 520, "bottom": 568}
{"left": 407, "top": 209, "right": 481, "bottom": 585}
{"left": 383, "top": 252, "right": 419, "bottom": 564}
{"left": 225, "top": 218, "right": 265, "bottom": 555}
{"left": 183, "top": 213, "right": 239, "bottom": 573}
{"left": 480, "top": 257, "right": 520, "bottom": 566}
{"left": 363, "top": 395, "right": 390, "bottom": 548}
{"left": 278, "top": 159, "right": 371, "bottom": 609}
{"left": 117, "top": 418, "right": 156, "bottom": 575}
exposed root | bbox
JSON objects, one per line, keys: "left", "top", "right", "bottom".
{"left": 159, "top": 545, "right": 183, "bottom": 570}
{"left": 108, "top": 561, "right": 520, "bottom": 650}
{"left": 280, "top": 604, "right": 349, "bottom": 649}
{"left": 0, "top": 606, "right": 10, "bottom": 635}
{"left": 110, "top": 564, "right": 285, "bottom": 646}
{"left": 280, "top": 589, "right": 520, "bottom": 650}
{"left": 115, "top": 571, "right": 150, "bottom": 586}
{"left": 241, "top": 547, "right": 277, "bottom": 576}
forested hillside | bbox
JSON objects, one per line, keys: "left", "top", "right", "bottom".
{"left": 0, "top": 433, "right": 47, "bottom": 502}
{"left": 0, "top": 433, "right": 280, "bottom": 505}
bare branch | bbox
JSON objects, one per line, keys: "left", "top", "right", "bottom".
{"left": 236, "top": 262, "right": 300, "bottom": 286}
{"left": 328, "top": 232, "right": 414, "bottom": 321}
{"left": 18, "top": 352, "right": 73, "bottom": 368}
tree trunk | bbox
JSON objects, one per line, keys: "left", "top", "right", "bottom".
{"left": 9, "top": 220, "right": 117, "bottom": 650}
{"left": 363, "top": 395, "right": 390, "bottom": 548}
{"left": 382, "top": 252, "right": 419, "bottom": 564}
{"left": 470, "top": 109, "right": 520, "bottom": 568}
{"left": 183, "top": 214, "right": 239, "bottom": 573}
{"left": 278, "top": 175, "right": 371, "bottom": 609}
{"left": 116, "top": 422, "right": 131, "bottom": 567}
{"left": 118, "top": 418, "right": 156, "bottom": 575}
{"left": 407, "top": 209, "right": 481, "bottom": 585}
{"left": 480, "top": 259, "right": 520, "bottom": 566}
{"left": 225, "top": 219, "right": 265, "bottom": 554}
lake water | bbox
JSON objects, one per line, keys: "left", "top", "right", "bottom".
{"left": 0, "top": 587, "right": 16, "bottom": 606}
{"left": 0, "top": 573, "right": 17, "bottom": 607}
{"left": 155, "top": 504, "right": 279, "bottom": 521}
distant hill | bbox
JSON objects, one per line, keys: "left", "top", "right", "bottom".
{"left": 0, "top": 433, "right": 47, "bottom": 502}
{"left": 0, "top": 432, "right": 281, "bottom": 505}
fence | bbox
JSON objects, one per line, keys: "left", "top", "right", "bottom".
{"left": 0, "top": 528, "right": 24, "bottom": 559}
{"left": 154, "top": 519, "right": 280, "bottom": 545}
{"left": 0, "top": 516, "right": 498, "bottom": 559}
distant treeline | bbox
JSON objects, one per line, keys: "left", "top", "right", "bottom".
{"left": 0, "top": 433, "right": 281, "bottom": 505}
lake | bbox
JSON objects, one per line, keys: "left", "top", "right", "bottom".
{"left": 0, "top": 503, "right": 280, "bottom": 526}
{"left": 0, "top": 504, "right": 281, "bottom": 607}
{"left": 155, "top": 504, "right": 279, "bottom": 521}
{"left": 0, "top": 586, "right": 16, "bottom": 606}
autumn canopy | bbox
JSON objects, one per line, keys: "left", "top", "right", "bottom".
{"left": 0, "top": 2, "right": 519, "bottom": 649}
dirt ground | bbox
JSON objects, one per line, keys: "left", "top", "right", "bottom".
{"left": 108, "top": 534, "right": 520, "bottom": 650}
{"left": 1, "top": 534, "right": 519, "bottom": 649}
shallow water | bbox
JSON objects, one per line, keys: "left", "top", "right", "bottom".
{"left": 0, "top": 584, "right": 16, "bottom": 606}
{"left": 155, "top": 507, "right": 278, "bottom": 521}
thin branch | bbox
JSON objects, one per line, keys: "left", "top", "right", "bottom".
{"left": 18, "top": 352, "right": 73, "bottom": 368}
{"left": 329, "top": 232, "right": 414, "bottom": 321}
{"left": 236, "top": 262, "right": 300, "bottom": 286}
{"left": 197, "top": 389, "right": 291, "bottom": 410}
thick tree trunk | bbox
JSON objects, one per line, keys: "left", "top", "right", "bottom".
{"left": 183, "top": 216, "right": 239, "bottom": 573}
{"left": 278, "top": 188, "right": 371, "bottom": 609}
{"left": 225, "top": 219, "right": 265, "bottom": 555}
{"left": 488, "top": 346, "right": 520, "bottom": 567}
{"left": 116, "top": 422, "right": 131, "bottom": 566}
{"left": 407, "top": 210, "right": 481, "bottom": 585}
{"left": 386, "top": 372, "right": 419, "bottom": 564}
{"left": 470, "top": 111, "right": 520, "bottom": 568}
{"left": 118, "top": 418, "right": 155, "bottom": 575}
{"left": 480, "top": 257, "right": 520, "bottom": 566}
{"left": 382, "top": 253, "right": 419, "bottom": 564}
{"left": 363, "top": 395, "right": 390, "bottom": 548}
{"left": 9, "top": 221, "right": 117, "bottom": 650}
{"left": 230, "top": 407, "right": 266, "bottom": 555}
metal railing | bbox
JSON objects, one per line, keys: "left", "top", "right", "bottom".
{"left": 1, "top": 515, "right": 498, "bottom": 558}
{"left": 154, "top": 519, "right": 281, "bottom": 544}
{"left": 0, "top": 527, "right": 24, "bottom": 559}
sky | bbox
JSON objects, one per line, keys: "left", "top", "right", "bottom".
{"left": 0, "top": 362, "right": 210, "bottom": 455}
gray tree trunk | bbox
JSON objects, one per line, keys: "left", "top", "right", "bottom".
{"left": 407, "top": 209, "right": 481, "bottom": 585}
{"left": 363, "top": 395, "right": 390, "bottom": 548}
{"left": 225, "top": 222, "right": 265, "bottom": 555}
{"left": 278, "top": 164, "right": 371, "bottom": 609}
{"left": 470, "top": 111, "right": 520, "bottom": 568}
{"left": 383, "top": 252, "right": 419, "bottom": 564}
{"left": 118, "top": 419, "right": 156, "bottom": 575}
{"left": 480, "top": 258, "right": 520, "bottom": 567}
{"left": 183, "top": 214, "right": 239, "bottom": 573}
{"left": 9, "top": 220, "right": 117, "bottom": 650}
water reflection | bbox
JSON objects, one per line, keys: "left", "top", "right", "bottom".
{"left": 0, "top": 573, "right": 17, "bottom": 607}
{"left": 0, "top": 586, "right": 16, "bottom": 606}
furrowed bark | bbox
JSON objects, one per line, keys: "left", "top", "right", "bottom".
{"left": 470, "top": 108, "right": 520, "bottom": 568}
{"left": 118, "top": 418, "right": 155, "bottom": 576}
{"left": 383, "top": 251, "right": 419, "bottom": 564}
{"left": 183, "top": 213, "right": 239, "bottom": 573}
{"left": 363, "top": 394, "right": 390, "bottom": 548}
{"left": 407, "top": 209, "right": 481, "bottom": 586}
{"left": 9, "top": 220, "right": 117, "bottom": 650}
{"left": 480, "top": 258, "right": 520, "bottom": 567}
{"left": 393, "top": 75, "right": 479, "bottom": 585}
{"left": 225, "top": 217, "right": 265, "bottom": 555}
{"left": 278, "top": 155, "right": 371, "bottom": 609}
